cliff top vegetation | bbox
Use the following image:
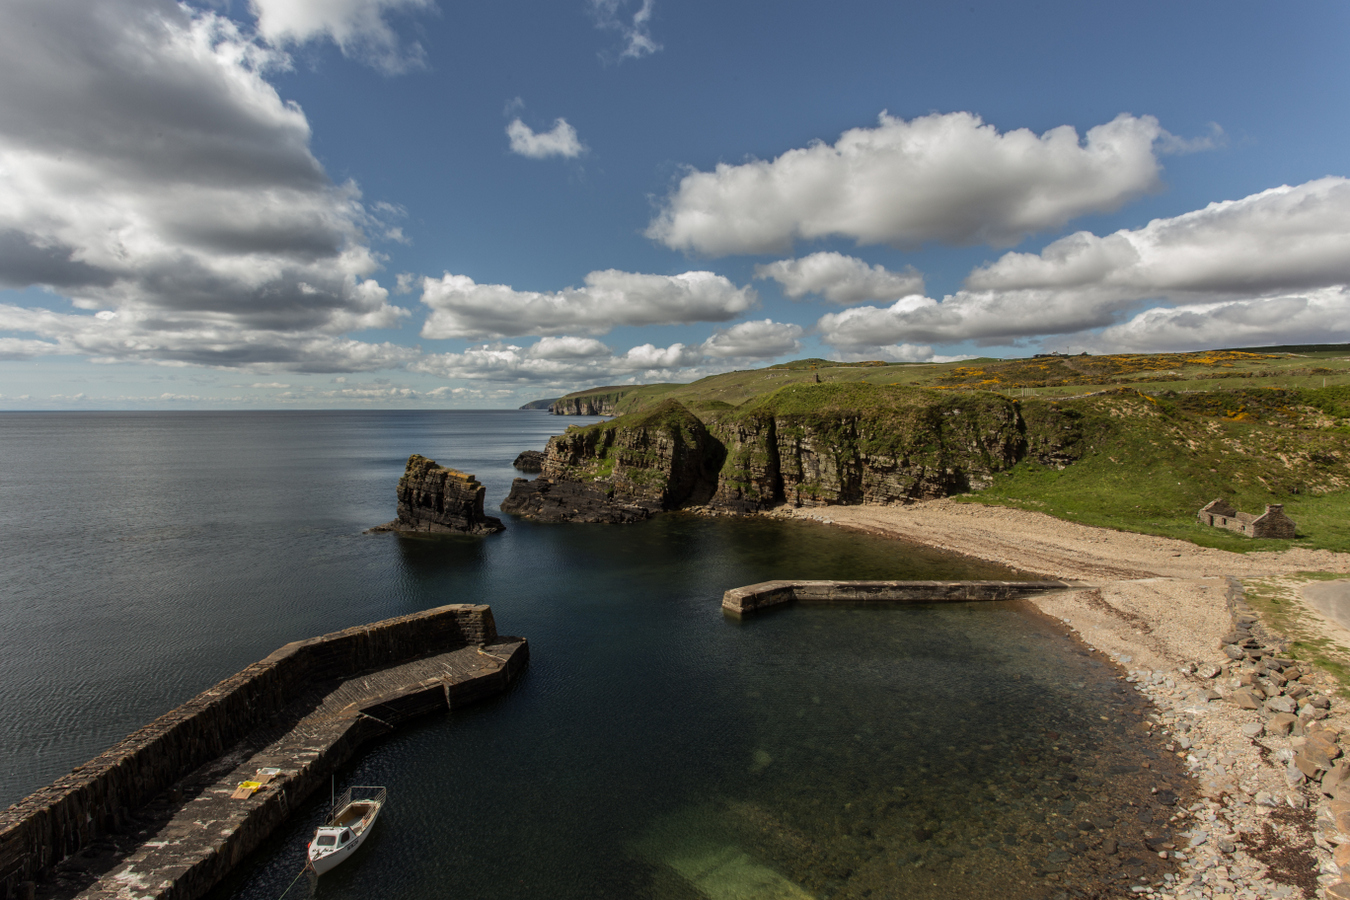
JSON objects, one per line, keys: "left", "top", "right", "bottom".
{"left": 541, "top": 344, "right": 1350, "bottom": 417}
{"left": 543, "top": 344, "right": 1350, "bottom": 554}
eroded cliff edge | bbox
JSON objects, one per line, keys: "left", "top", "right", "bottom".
{"left": 548, "top": 387, "right": 630, "bottom": 416}
{"left": 502, "top": 384, "right": 1085, "bottom": 523}
{"left": 373, "top": 454, "right": 505, "bottom": 534}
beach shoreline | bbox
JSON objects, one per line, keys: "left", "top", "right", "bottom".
{"left": 769, "top": 500, "right": 1350, "bottom": 900}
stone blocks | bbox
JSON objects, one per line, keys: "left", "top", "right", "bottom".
{"left": 0, "top": 604, "right": 507, "bottom": 899}
{"left": 721, "top": 579, "right": 1072, "bottom": 616}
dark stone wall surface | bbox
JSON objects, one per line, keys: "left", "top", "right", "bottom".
{"left": 722, "top": 580, "right": 1072, "bottom": 616}
{"left": 0, "top": 604, "right": 499, "bottom": 897}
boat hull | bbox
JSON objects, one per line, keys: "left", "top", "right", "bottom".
{"left": 307, "top": 786, "right": 386, "bottom": 876}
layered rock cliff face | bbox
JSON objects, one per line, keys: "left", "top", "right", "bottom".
{"left": 707, "top": 388, "right": 1031, "bottom": 511}
{"left": 502, "top": 400, "right": 721, "bottom": 522}
{"left": 375, "top": 454, "right": 505, "bottom": 534}
{"left": 548, "top": 387, "right": 634, "bottom": 416}
{"left": 503, "top": 385, "right": 1086, "bottom": 523}
{"left": 549, "top": 395, "right": 621, "bottom": 416}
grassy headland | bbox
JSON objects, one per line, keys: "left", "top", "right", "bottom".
{"left": 540, "top": 345, "right": 1350, "bottom": 552}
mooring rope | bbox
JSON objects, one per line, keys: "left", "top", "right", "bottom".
{"left": 276, "top": 862, "right": 317, "bottom": 900}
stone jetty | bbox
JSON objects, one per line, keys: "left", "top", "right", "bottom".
{"left": 721, "top": 578, "right": 1072, "bottom": 616}
{"left": 0, "top": 604, "right": 527, "bottom": 900}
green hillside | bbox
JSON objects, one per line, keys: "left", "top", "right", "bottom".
{"left": 542, "top": 345, "right": 1350, "bottom": 553}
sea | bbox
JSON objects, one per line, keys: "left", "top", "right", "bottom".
{"left": 0, "top": 411, "right": 1184, "bottom": 899}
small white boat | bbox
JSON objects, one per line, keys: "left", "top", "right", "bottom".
{"left": 307, "top": 785, "right": 386, "bottom": 875}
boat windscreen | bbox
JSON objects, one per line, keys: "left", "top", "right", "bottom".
{"left": 315, "top": 835, "right": 336, "bottom": 847}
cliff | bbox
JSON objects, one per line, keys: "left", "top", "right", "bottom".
{"left": 501, "top": 385, "right": 1084, "bottom": 522}
{"left": 373, "top": 455, "right": 505, "bottom": 534}
{"left": 501, "top": 400, "right": 722, "bottom": 522}
{"left": 706, "top": 385, "right": 1040, "bottom": 512}
{"left": 549, "top": 388, "right": 629, "bottom": 416}
{"left": 518, "top": 398, "right": 559, "bottom": 410}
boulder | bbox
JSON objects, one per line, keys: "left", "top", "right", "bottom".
{"left": 1294, "top": 748, "right": 1330, "bottom": 781}
{"left": 373, "top": 454, "right": 505, "bottom": 535}
{"left": 1268, "top": 713, "right": 1299, "bottom": 736}
{"left": 512, "top": 450, "right": 545, "bottom": 473}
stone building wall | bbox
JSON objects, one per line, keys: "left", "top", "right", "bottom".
{"left": 1197, "top": 500, "right": 1296, "bottom": 539}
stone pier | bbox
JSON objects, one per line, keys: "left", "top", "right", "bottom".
{"left": 722, "top": 579, "right": 1072, "bottom": 616}
{"left": 0, "top": 604, "right": 527, "bottom": 900}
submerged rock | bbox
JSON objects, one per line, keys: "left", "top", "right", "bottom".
{"left": 371, "top": 454, "right": 505, "bottom": 535}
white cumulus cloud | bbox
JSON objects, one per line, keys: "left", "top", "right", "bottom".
{"left": 831, "top": 343, "right": 969, "bottom": 364}
{"left": 967, "top": 176, "right": 1350, "bottom": 298}
{"left": 0, "top": 0, "right": 410, "bottom": 372}
{"left": 701, "top": 319, "right": 804, "bottom": 359}
{"left": 419, "top": 269, "right": 757, "bottom": 339}
{"left": 412, "top": 316, "right": 804, "bottom": 385}
{"left": 755, "top": 252, "right": 925, "bottom": 305}
{"left": 647, "top": 111, "right": 1174, "bottom": 256}
{"left": 816, "top": 177, "right": 1350, "bottom": 355}
{"left": 1089, "top": 288, "right": 1350, "bottom": 354}
{"left": 506, "top": 118, "right": 585, "bottom": 160}
{"left": 413, "top": 338, "right": 697, "bottom": 383}
{"left": 249, "top": 0, "right": 435, "bottom": 74}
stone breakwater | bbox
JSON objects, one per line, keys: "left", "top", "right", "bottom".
{"left": 0, "top": 604, "right": 527, "bottom": 900}
{"left": 373, "top": 454, "right": 505, "bottom": 534}
{"left": 721, "top": 579, "right": 1072, "bottom": 616}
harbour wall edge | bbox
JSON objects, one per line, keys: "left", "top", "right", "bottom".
{"left": 721, "top": 579, "right": 1073, "bottom": 616}
{"left": 0, "top": 603, "right": 511, "bottom": 898}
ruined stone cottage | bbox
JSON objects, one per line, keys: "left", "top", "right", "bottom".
{"left": 1197, "top": 499, "right": 1296, "bottom": 538}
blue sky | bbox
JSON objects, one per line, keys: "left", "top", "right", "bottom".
{"left": 1, "top": 0, "right": 1348, "bottom": 408}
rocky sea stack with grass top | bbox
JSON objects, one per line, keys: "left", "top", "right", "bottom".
{"left": 371, "top": 454, "right": 505, "bottom": 535}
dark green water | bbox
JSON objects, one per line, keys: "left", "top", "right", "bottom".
{"left": 0, "top": 412, "right": 1184, "bottom": 900}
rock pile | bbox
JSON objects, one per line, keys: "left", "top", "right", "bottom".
{"left": 1086, "top": 580, "right": 1350, "bottom": 900}
{"left": 371, "top": 454, "right": 505, "bottom": 535}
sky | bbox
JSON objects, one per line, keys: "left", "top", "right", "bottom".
{"left": 1, "top": 0, "right": 1348, "bottom": 409}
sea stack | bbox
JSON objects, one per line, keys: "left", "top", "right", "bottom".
{"left": 375, "top": 454, "right": 505, "bottom": 534}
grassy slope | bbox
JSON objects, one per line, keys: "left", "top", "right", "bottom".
{"left": 548, "top": 346, "right": 1350, "bottom": 553}
{"left": 966, "top": 390, "right": 1350, "bottom": 553}
{"left": 549, "top": 346, "right": 1350, "bottom": 410}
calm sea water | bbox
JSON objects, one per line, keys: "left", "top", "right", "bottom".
{"left": 0, "top": 411, "right": 1182, "bottom": 899}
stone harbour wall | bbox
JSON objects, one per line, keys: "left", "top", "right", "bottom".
{"left": 0, "top": 604, "right": 500, "bottom": 897}
{"left": 721, "top": 579, "right": 1072, "bottom": 616}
